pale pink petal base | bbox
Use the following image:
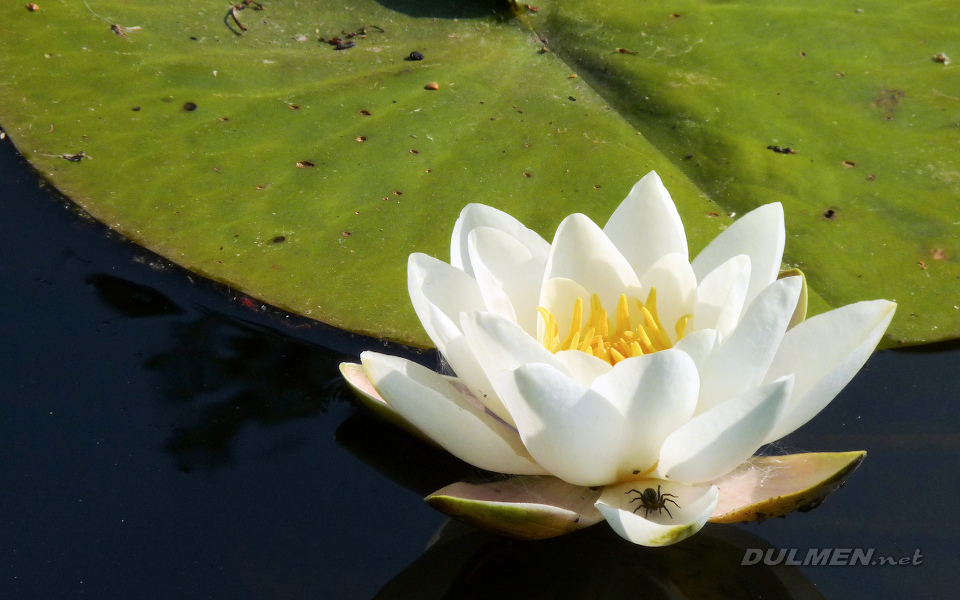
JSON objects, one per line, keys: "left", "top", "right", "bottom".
{"left": 710, "top": 451, "right": 866, "bottom": 523}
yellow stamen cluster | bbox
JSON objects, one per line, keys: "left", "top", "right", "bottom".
{"left": 537, "top": 288, "right": 691, "bottom": 366}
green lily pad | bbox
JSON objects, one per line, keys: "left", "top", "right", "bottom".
{"left": 710, "top": 451, "right": 866, "bottom": 524}
{"left": 1, "top": 0, "right": 957, "bottom": 345}
{"left": 525, "top": 1, "right": 960, "bottom": 346}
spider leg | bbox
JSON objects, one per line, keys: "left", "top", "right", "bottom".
{"left": 664, "top": 497, "right": 680, "bottom": 508}
{"left": 663, "top": 504, "right": 673, "bottom": 519}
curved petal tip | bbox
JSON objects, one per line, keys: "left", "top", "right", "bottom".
{"left": 596, "top": 481, "right": 719, "bottom": 547}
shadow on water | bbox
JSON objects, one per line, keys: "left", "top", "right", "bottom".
{"left": 375, "top": 0, "right": 514, "bottom": 19}
{"left": 144, "top": 308, "right": 351, "bottom": 472}
{"left": 376, "top": 521, "right": 823, "bottom": 599}
{"left": 88, "top": 274, "right": 183, "bottom": 317}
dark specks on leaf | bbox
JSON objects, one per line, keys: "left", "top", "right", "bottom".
{"left": 296, "top": 160, "right": 315, "bottom": 168}
{"left": 767, "top": 145, "right": 796, "bottom": 154}
{"left": 822, "top": 207, "right": 839, "bottom": 220}
{"left": 183, "top": 102, "right": 198, "bottom": 111}
{"left": 271, "top": 236, "right": 286, "bottom": 244}
{"left": 62, "top": 151, "right": 87, "bottom": 162}
{"left": 407, "top": 51, "right": 424, "bottom": 61}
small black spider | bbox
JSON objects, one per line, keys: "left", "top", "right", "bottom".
{"left": 626, "top": 485, "right": 680, "bottom": 518}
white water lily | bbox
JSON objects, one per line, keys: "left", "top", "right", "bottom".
{"left": 343, "top": 171, "right": 895, "bottom": 547}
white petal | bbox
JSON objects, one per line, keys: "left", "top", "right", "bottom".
{"left": 763, "top": 300, "right": 896, "bottom": 442}
{"left": 658, "top": 375, "right": 794, "bottom": 483}
{"left": 460, "top": 311, "right": 564, "bottom": 425}
{"left": 603, "top": 171, "right": 688, "bottom": 275}
{"left": 497, "top": 351, "right": 699, "bottom": 487}
{"left": 590, "top": 351, "right": 700, "bottom": 479}
{"left": 637, "top": 252, "right": 697, "bottom": 342}
{"left": 360, "top": 352, "right": 547, "bottom": 475}
{"left": 691, "top": 203, "right": 785, "bottom": 313}
{"left": 543, "top": 213, "right": 641, "bottom": 312}
{"left": 672, "top": 328, "right": 720, "bottom": 373}
{"left": 451, "top": 203, "right": 549, "bottom": 277}
{"left": 696, "top": 276, "right": 801, "bottom": 415}
{"left": 468, "top": 226, "right": 545, "bottom": 335}
{"left": 554, "top": 349, "right": 613, "bottom": 387}
{"left": 408, "top": 253, "right": 486, "bottom": 354}
{"left": 415, "top": 302, "right": 502, "bottom": 416}
{"left": 497, "top": 363, "right": 630, "bottom": 486}
{"left": 597, "top": 481, "right": 718, "bottom": 547}
{"left": 695, "top": 254, "right": 751, "bottom": 339}
{"left": 433, "top": 325, "right": 500, "bottom": 417}
{"left": 339, "top": 362, "right": 434, "bottom": 444}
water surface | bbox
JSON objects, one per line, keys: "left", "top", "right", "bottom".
{"left": 1, "top": 136, "right": 956, "bottom": 599}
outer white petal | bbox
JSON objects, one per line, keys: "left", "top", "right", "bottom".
{"left": 658, "top": 375, "right": 794, "bottom": 484}
{"left": 460, "top": 311, "right": 565, "bottom": 425}
{"left": 603, "top": 171, "right": 688, "bottom": 275}
{"left": 468, "top": 226, "right": 545, "bottom": 334}
{"left": 450, "top": 203, "right": 550, "bottom": 277}
{"left": 691, "top": 203, "right": 785, "bottom": 313}
{"left": 432, "top": 322, "right": 500, "bottom": 417}
{"left": 497, "top": 351, "right": 699, "bottom": 487}
{"left": 696, "top": 276, "right": 801, "bottom": 415}
{"left": 695, "top": 254, "right": 751, "bottom": 339}
{"left": 360, "top": 352, "right": 548, "bottom": 475}
{"left": 763, "top": 300, "right": 896, "bottom": 442}
{"left": 637, "top": 252, "right": 697, "bottom": 342}
{"left": 591, "top": 351, "right": 700, "bottom": 480}
{"left": 408, "top": 253, "right": 486, "bottom": 353}
{"left": 597, "top": 481, "right": 718, "bottom": 547}
{"left": 498, "top": 362, "right": 629, "bottom": 486}
{"left": 542, "top": 213, "right": 641, "bottom": 312}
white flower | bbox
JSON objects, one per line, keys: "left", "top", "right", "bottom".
{"left": 345, "top": 171, "right": 895, "bottom": 547}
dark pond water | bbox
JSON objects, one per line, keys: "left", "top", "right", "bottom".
{"left": 1, "top": 134, "right": 958, "bottom": 599}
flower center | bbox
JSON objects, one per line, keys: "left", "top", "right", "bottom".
{"left": 537, "top": 288, "right": 691, "bottom": 365}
